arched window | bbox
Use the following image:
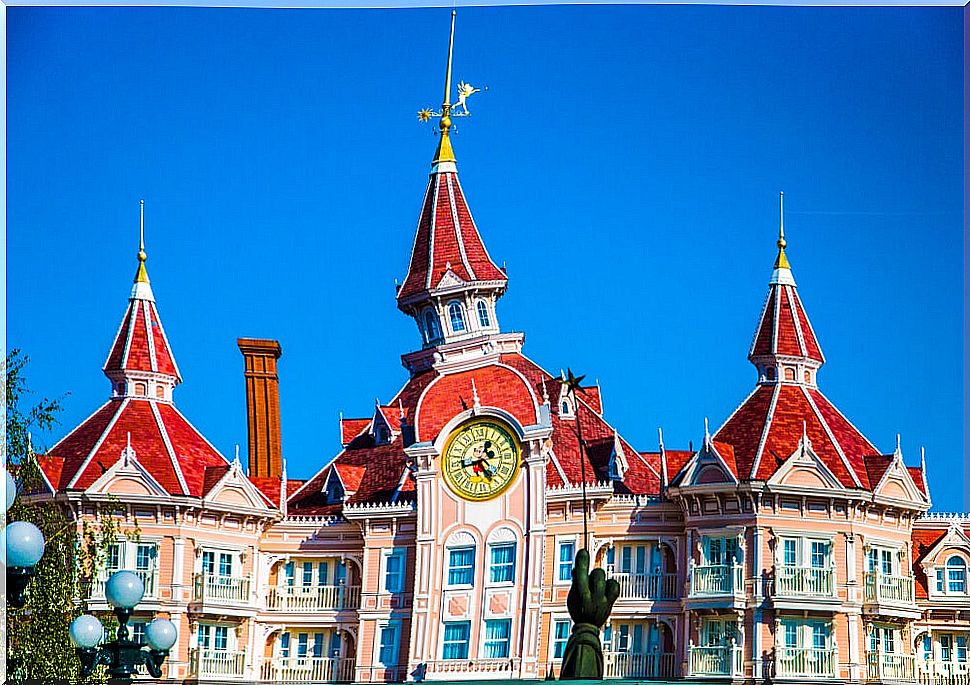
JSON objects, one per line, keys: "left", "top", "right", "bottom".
{"left": 424, "top": 310, "right": 441, "bottom": 341}
{"left": 135, "top": 382, "right": 147, "bottom": 396}
{"left": 155, "top": 385, "right": 165, "bottom": 399}
{"left": 476, "top": 300, "right": 491, "bottom": 328}
{"left": 947, "top": 556, "right": 967, "bottom": 594}
{"left": 804, "top": 370, "right": 812, "bottom": 383}
{"left": 784, "top": 368, "right": 796, "bottom": 381}
{"left": 766, "top": 368, "right": 776, "bottom": 381}
{"left": 448, "top": 302, "right": 466, "bottom": 333}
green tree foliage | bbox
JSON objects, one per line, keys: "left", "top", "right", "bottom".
{"left": 5, "top": 349, "right": 130, "bottom": 680}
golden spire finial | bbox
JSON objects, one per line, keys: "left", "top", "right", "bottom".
{"left": 417, "top": 10, "right": 485, "bottom": 166}
{"left": 433, "top": 10, "right": 458, "bottom": 164}
{"left": 774, "top": 191, "right": 790, "bottom": 270}
{"left": 135, "top": 199, "right": 150, "bottom": 284}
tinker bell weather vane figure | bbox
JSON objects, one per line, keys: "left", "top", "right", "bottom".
{"left": 417, "top": 10, "right": 486, "bottom": 137}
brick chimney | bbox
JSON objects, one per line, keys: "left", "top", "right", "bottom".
{"left": 237, "top": 338, "right": 283, "bottom": 479}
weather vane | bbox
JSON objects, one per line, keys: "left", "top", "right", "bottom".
{"left": 417, "top": 10, "right": 486, "bottom": 132}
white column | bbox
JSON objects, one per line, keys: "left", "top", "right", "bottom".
{"left": 847, "top": 613, "right": 861, "bottom": 681}
{"left": 172, "top": 538, "right": 186, "bottom": 602}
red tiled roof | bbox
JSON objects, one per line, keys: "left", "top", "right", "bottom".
{"left": 203, "top": 465, "right": 231, "bottom": 497}
{"left": 712, "top": 440, "right": 738, "bottom": 478}
{"left": 748, "top": 276, "right": 823, "bottom": 364}
{"left": 397, "top": 170, "right": 506, "bottom": 301}
{"left": 714, "top": 384, "right": 875, "bottom": 488}
{"left": 911, "top": 528, "right": 947, "bottom": 599}
{"left": 340, "top": 418, "right": 371, "bottom": 446}
{"left": 48, "top": 398, "right": 230, "bottom": 497}
{"left": 334, "top": 463, "right": 366, "bottom": 492}
{"left": 103, "top": 297, "right": 180, "bottom": 381}
{"left": 908, "top": 467, "right": 927, "bottom": 496}
{"left": 864, "top": 455, "right": 894, "bottom": 489}
{"left": 581, "top": 386, "right": 602, "bottom": 414}
{"left": 658, "top": 449, "right": 694, "bottom": 484}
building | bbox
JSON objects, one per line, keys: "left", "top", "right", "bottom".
{"left": 34, "top": 16, "right": 969, "bottom": 685}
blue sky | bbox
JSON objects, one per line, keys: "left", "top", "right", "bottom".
{"left": 8, "top": 6, "right": 964, "bottom": 509}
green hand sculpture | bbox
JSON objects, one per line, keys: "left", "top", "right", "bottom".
{"left": 559, "top": 548, "right": 620, "bottom": 680}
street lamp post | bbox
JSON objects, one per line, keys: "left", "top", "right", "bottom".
{"left": 5, "top": 470, "right": 46, "bottom": 609}
{"left": 69, "top": 570, "right": 177, "bottom": 680}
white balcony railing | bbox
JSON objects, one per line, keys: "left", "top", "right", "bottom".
{"left": 425, "top": 659, "right": 520, "bottom": 675}
{"left": 689, "top": 564, "right": 744, "bottom": 597}
{"left": 918, "top": 672, "right": 970, "bottom": 685}
{"left": 189, "top": 649, "right": 246, "bottom": 678}
{"left": 264, "top": 584, "right": 361, "bottom": 611}
{"left": 610, "top": 573, "right": 679, "bottom": 601}
{"left": 260, "top": 657, "right": 355, "bottom": 682}
{"left": 775, "top": 647, "right": 837, "bottom": 678}
{"left": 775, "top": 566, "right": 835, "bottom": 598}
{"left": 604, "top": 652, "right": 676, "bottom": 679}
{"left": 193, "top": 574, "right": 251, "bottom": 605}
{"left": 91, "top": 569, "right": 159, "bottom": 600}
{"left": 864, "top": 573, "right": 916, "bottom": 606}
{"left": 868, "top": 651, "right": 916, "bottom": 682}
{"left": 919, "top": 661, "right": 970, "bottom": 679}
{"left": 688, "top": 643, "right": 744, "bottom": 677}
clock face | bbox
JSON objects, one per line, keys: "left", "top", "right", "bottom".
{"left": 442, "top": 420, "right": 521, "bottom": 501}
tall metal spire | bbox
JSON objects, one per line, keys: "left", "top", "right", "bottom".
{"left": 433, "top": 10, "right": 458, "bottom": 164}
{"left": 135, "top": 199, "right": 150, "bottom": 284}
{"left": 774, "top": 191, "right": 790, "bottom": 270}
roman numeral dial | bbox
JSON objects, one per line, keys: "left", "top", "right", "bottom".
{"left": 441, "top": 420, "right": 520, "bottom": 501}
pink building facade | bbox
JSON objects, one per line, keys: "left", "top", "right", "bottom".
{"left": 34, "top": 59, "right": 969, "bottom": 685}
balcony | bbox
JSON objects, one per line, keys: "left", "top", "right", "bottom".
{"left": 264, "top": 584, "right": 361, "bottom": 612}
{"left": 775, "top": 647, "right": 837, "bottom": 679}
{"left": 688, "top": 643, "right": 744, "bottom": 678}
{"left": 189, "top": 649, "right": 246, "bottom": 679}
{"left": 260, "top": 657, "right": 355, "bottom": 682}
{"left": 689, "top": 564, "right": 744, "bottom": 599}
{"left": 868, "top": 651, "right": 916, "bottom": 682}
{"left": 775, "top": 566, "right": 835, "bottom": 598}
{"left": 864, "top": 573, "right": 919, "bottom": 618}
{"left": 918, "top": 665, "right": 970, "bottom": 685}
{"left": 424, "top": 658, "right": 521, "bottom": 677}
{"left": 611, "top": 572, "right": 679, "bottom": 601}
{"left": 604, "top": 652, "right": 676, "bottom": 679}
{"left": 193, "top": 574, "right": 251, "bottom": 606}
{"left": 91, "top": 569, "right": 158, "bottom": 600}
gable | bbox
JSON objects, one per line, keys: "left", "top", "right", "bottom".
{"left": 204, "top": 466, "right": 275, "bottom": 511}
{"left": 872, "top": 455, "right": 927, "bottom": 505}
{"left": 769, "top": 438, "right": 844, "bottom": 492}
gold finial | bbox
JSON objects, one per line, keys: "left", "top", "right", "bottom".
{"left": 135, "top": 199, "right": 150, "bottom": 283}
{"left": 417, "top": 10, "right": 485, "bottom": 166}
{"left": 774, "top": 191, "right": 790, "bottom": 270}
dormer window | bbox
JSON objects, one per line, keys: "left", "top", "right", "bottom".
{"left": 945, "top": 556, "right": 967, "bottom": 594}
{"left": 448, "top": 302, "right": 466, "bottom": 333}
{"left": 135, "top": 382, "right": 147, "bottom": 396}
{"left": 476, "top": 300, "right": 491, "bottom": 328}
{"left": 560, "top": 397, "right": 574, "bottom": 417}
{"left": 376, "top": 425, "right": 390, "bottom": 445}
{"left": 424, "top": 309, "right": 442, "bottom": 342}
{"left": 804, "top": 370, "right": 812, "bottom": 383}
{"left": 155, "top": 385, "right": 165, "bottom": 399}
{"left": 784, "top": 368, "right": 796, "bottom": 381}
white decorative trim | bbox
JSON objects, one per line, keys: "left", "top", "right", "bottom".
{"left": 142, "top": 300, "right": 159, "bottom": 372}
{"left": 67, "top": 398, "right": 130, "bottom": 488}
{"left": 120, "top": 301, "right": 137, "bottom": 369}
{"left": 151, "top": 400, "right": 191, "bottom": 496}
{"left": 129, "top": 279, "right": 155, "bottom": 302}
{"left": 785, "top": 285, "right": 809, "bottom": 358}
{"left": 769, "top": 266, "right": 796, "bottom": 286}
{"left": 801, "top": 386, "right": 864, "bottom": 488}
{"left": 425, "top": 174, "right": 441, "bottom": 291}
{"left": 790, "top": 289, "right": 826, "bottom": 364}
{"left": 748, "top": 382, "right": 781, "bottom": 480}
{"left": 445, "top": 174, "right": 476, "bottom": 280}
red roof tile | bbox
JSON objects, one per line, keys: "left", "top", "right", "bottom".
{"left": 911, "top": 528, "right": 947, "bottom": 599}
{"left": 103, "top": 297, "right": 180, "bottom": 381}
{"left": 340, "top": 418, "right": 371, "bottom": 446}
{"left": 907, "top": 467, "right": 927, "bottom": 496}
{"left": 398, "top": 171, "right": 506, "bottom": 302}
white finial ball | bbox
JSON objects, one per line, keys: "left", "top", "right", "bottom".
{"left": 70, "top": 614, "right": 105, "bottom": 649}
{"left": 105, "top": 570, "right": 145, "bottom": 609}
{"left": 145, "top": 618, "right": 178, "bottom": 651}
{"left": 5, "top": 521, "right": 45, "bottom": 568}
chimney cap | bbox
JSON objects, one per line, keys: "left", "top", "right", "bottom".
{"left": 237, "top": 338, "right": 282, "bottom": 357}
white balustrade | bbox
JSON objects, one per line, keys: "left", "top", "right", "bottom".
{"left": 868, "top": 651, "right": 916, "bottom": 682}
{"left": 264, "top": 584, "right": 361, "bottom": 611}
{"left": 688, "top": 643, "right": 744, "bottom": 677}
{"left": 689, "top": 564, "right": 744, "bottom": 597}
{"left": 604, "top": 651, "right": 676, "bottom": 679}
{"left": 864, "top": 573, "right": 915, "bottom": 605}
{"left": 610, "top": 572, "right": 679, "bottom": 600}
{"left": 193, "top": 573, "right": 251, "bottom": 604}
{"left": 775, "top": 566, "right": 835, "bottom": 598}
{"left": 775, "top": 646, "right": 837, "bottom": 678}
{"left": 189, "top": 649, "right": 246, "bottom": 678}
{"left": 91, "top": 568, "right": 158, "bottom": 600}
{"left": 260, "top": 657, "right": 355, "bottom": 682}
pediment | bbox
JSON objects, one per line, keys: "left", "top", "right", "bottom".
{"left": 436, "top": 269, "right": 466, "bottom": 289}
{"left": 88, "top": 449, "right": 169, "bottom": 498}
{"left": 679, "top": 439, "right": 738, "bottom": 487}
{"left": 769, "top": 438, "right": 844, "bottom": 491}
{"left": 873, "top": 457, "right": 927, "bottom": 505}
{"left": 205, "top": 466, "right": 275, "bottom": 510}
{"left": 920, "top": 524, "right": 970, "bottom": 566}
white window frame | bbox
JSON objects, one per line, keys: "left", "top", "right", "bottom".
{"left": 488, "top": 542, "right": 516, "bottom": 585}
{"left": 382, "top": 549, "right": 405, "bottom": 594}
{"left": 556, "top": 537, "right": 577, "bottom": 584}
{"left": 446, "top": 546, "right": 476, "bottom": 588}
{"left": 482, "top": 618, "right": 512, "bottom": 659}
{"left": 441, "top": 621, "right": 471, "bottom": 661}
{"left": 550, "top": 618, "right": 571, "bottom": 661}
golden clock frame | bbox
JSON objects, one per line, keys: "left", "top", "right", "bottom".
{"left": 440, "top": 418, "right": 522, "bottom": 502}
